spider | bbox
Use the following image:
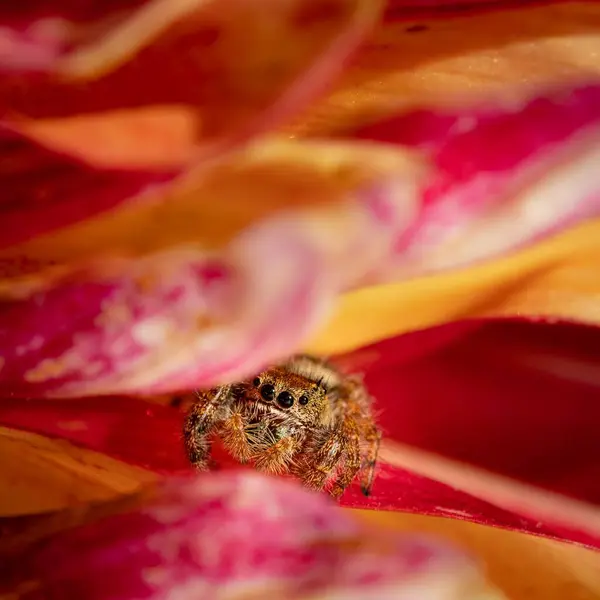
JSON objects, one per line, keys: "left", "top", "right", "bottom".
{"left": 183, "top": 354, "right": 380, "bottom": 499}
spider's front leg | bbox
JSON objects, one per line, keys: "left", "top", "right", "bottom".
{"left": 339, "top": 374, "right": 381, "bottom": 497}
{"left": 360, "top": 425, "right": 381, "bottom": 496}
{"left": 294, "top": 421, "right": 360, "bottom": 500}
{"left": 183, "top": 385, "right": 233, "bottom": 470}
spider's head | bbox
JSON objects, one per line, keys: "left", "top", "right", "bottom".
{"left": 245, "top": 356, "right": 337, "bottom": 426}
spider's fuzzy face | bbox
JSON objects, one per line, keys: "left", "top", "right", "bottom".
{"left": 240, "top": 357, "right": 338, "bottom": 430}
{"left": 184, "top": 354, "right": 380, "bottom": 499}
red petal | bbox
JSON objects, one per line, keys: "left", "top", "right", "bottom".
{"left": 0, "top": 473, "right": 494, "bottom": 599}
{"left": 336, "top": 319, "right": 600, "bottom": 545}
{"left": 384, "top": 0, "right": 573, "bottom": 21}
{"left": 0, "top": 396, "right": 188, "bottom": 474}
{"left": 0, "top": 127, "right": 176, "bottom": 249}
{"left": 0, "top": 237, "right": 330, "bottom": 397}
{"left": 341, "top": 464, "right": 600, "bottom": 549}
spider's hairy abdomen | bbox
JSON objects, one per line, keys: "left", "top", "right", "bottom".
{"left": 183, "top": 354, "right": 380, "bottom": 499}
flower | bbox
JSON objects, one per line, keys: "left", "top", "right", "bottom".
{"left": 0, "top": 0, "right": 599, "bottom": 597}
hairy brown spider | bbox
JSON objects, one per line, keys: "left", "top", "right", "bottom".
{"left": 183, "top": 354, "right": 380, "bottom": 499}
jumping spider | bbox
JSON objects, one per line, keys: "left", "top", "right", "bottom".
{"left": 183, "top": 354, "right": 380, "bottom": 499}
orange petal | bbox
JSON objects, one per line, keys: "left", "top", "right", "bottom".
{"left": 0, "top": 137, "right": 422, "bottom": 261}
{"left": 292, "top": 2, "right": 600, "bottom": 137}
{"left": 1, "top": 0, "right": 384, "bottom": 166}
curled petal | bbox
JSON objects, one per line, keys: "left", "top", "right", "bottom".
{"left": 2, "top": 138, "right": 421, "bottom": 261}
{"left": 0, "top": 127, "right": 176, "bottom": 249}
{"left": 0, "top": 0, "right": 383, "bottom": 165}
{"left": 341, "top": 463, "right": 600, "bottom": 550}
{"left": 0, "top": 145, "right": 418, "bottom": 397}
{"left": 355, "top": 84, "right": 600, "bottom": 277}
{"left": 0, "top": 472, "right": 500, "bottom": 599}
{"left": 335, "top": 319, "right": 600, "bottom": 544}
{"left": 294, "top": 2, "right": 600, "bottom": 138}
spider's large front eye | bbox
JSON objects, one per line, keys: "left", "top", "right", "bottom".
{"left": 260, "top": 384, "right": 275, "bottom": 401}
{"left": 277, "top": 391, "right": 294, "bottom": 408}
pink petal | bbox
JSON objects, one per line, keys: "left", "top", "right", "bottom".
{"left": 0, "top": 127, "right": 176, "bottom": 249}
{"left": 0, "top": 171, "right": 415, "bottom": 397}
{"left": 0, "top": 473, "right": 495, "bottom": 599}
{"left": 355, "top": 83, "right": 600, "bottom": 279}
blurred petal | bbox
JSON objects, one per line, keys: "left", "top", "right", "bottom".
{"left": 308, "top": 217, "right": 600, "bottom": 353}
{"left": 0, "top": 1, "right": 190, "bottom": 74}
{"left": 0, "top": 245, "right": 308, "bottom": 397}
{"left": 0, "top": 143, "right": 420, "bottom": 396}
{"left": 0, "top": 473, "right": 499, "bottom": 600}
{"left": 1, "top": 138, "right": 421, "bottom": 259}
{"left": 384, "top": 0, "right": 565, "bottom": 20}
{"left": 356, "top": 83, "right": 600, "bottom": 277}
{"left": 0, "top": 127, "right": 176, "bottom": 249}
{"left": 294, "top": 2, "right": 600, "bottom": 137}
{"left": 15, "top": 109, "right": 200, "bottom": 170}
{"left": 0, "top": 0, "right": 383, "bottom": 165}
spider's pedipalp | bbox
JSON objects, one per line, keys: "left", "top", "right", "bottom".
{"left": 183, "top": 386, "right": 235, "bottom": 470}
{"left": 253, "top": 434, "right": 302, "bottom": 474}
{"left": 219, "top": 409, "right": 253, "bottom": 463}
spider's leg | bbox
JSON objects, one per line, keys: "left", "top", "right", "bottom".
{"left": 360, "top": 425, "right": 381, "bottom": 496}
{"left": 293, "top": 426, "right": 348, "bottom": 494}
{"left": 183, "top": 386, "right": 232, "bottom": 470}
{"left": 327, "top": 425, "right": 363, "bottom": 500}
{"left": 338, "top": 374, "right": 381, "bottom": 497}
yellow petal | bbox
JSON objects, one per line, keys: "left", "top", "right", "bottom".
{"left": 0, "top": 137, "right": 423, "bottom": 263}
{"left": 306, "top": 218, "right": 600, "bottom": 355}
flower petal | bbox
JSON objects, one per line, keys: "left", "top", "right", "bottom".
{"left": 334, "top": 319, "right": 600, "bottom": 543}
{"left": 0, "top": 126, "right": 176, "bottom": 250}
{"left": 1, "top": 138, "right": 421, "bottom": 260}
{"left": 341, "top": 463, "right": 600, "bottom": 550}
{"left": 356, "top": 83, "right": 600, "bottom": 277}
{"left": 1, "top": 0, "right": 383, "bottom": 165}
{"left": 0, "top": 473, "right": 499, "bottom": 600}
{"left": 294, "top": 2, "right": 600, "bottom": 137}
{"left": 0, "top": 396, "right": 188, "bottom": 474}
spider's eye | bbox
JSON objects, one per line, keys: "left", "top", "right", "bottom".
{"left": 252, "top": 377, "right": 261, "bottom": 387}
{"left": 260, "top": 384, "right": 275, "bottom": 401}
{"left": 299, "top": 394, "right": 309, "bottom": 406}
{"left": 277, "top": 391, "right": 294, "bottom": 409}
